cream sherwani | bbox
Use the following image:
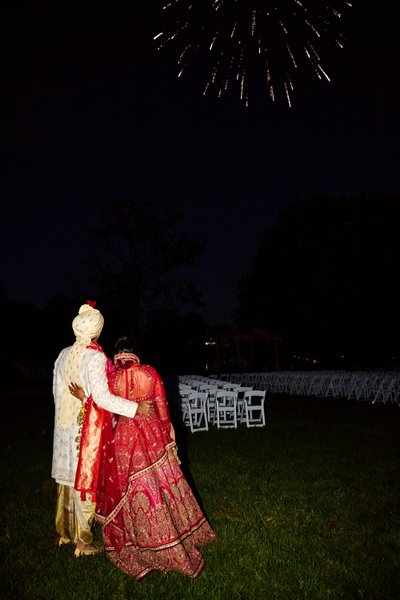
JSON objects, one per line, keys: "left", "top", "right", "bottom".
{"left": 52, "top": 346, "right": 138, "bottom": 486}
{"left": 52, "top": 345, "right": 139, "bottom": 547}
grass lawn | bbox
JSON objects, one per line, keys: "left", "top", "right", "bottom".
{"left": 1, "top": 385, "right": 399, "bottom": 599}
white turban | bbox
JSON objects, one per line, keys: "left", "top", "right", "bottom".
{"left": 58, "top": 302, "right": 104, "bottom": 429}
{"left": 72, "top": 302, "right": 104, "bottom": 345}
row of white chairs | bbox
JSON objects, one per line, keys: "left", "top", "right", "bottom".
{"left": 208, "top": 370, "right": 400, "bottom": 405}
{"left": 178, "top": 376, "right": 266, "bottom": 433}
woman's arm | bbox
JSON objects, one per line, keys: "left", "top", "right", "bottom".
{"left": 153, "top": 371, "right": 174, "bottom": 438}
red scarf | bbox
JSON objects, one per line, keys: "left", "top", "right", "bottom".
{"left": 74, "top": 341, "right": 106, "bottom": 501}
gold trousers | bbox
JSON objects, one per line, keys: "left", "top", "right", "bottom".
{"left": 55, "top": 484, "right": 95, "bottom": 545}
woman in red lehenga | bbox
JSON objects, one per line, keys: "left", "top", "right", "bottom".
{"left": 94, "top": 336, "right": 216, "bottom": 579}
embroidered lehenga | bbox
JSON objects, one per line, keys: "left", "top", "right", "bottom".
{"left": 94, "top": 361, "right": 216, "bottom": 579}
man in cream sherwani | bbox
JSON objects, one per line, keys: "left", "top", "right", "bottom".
{"left": 52, "top": 301, "right": 153, "bottom": 556}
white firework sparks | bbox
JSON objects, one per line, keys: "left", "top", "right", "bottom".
{"left": 154, "top": 1, "right": 352, "bottom": 107}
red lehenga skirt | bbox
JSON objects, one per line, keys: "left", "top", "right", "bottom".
{"left": 95, "top": 410, "right": 216, "bottom": 579}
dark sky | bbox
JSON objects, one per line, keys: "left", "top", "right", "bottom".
{"left": 1, "top": 1, "right": 399, "bottom": 324}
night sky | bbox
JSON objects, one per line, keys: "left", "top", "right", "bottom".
{"left": 1, "top": 1, "right": 399, "bottom": 325}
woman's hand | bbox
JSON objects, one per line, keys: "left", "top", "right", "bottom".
{"left": 69, "top": 382, "right": 86, "bottom": 402}
{"left": 137, "top": 401, "right": 154, "bottom": 417}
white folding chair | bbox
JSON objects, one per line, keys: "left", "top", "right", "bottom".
{"left": 346, "top": 371, "right": 369, "bottom": 401}
{"left": 235, "top": 386, "right": 253, "bottom": 422}
{"left": 206, "top": 388, "right": 218, "bottom": 423}
{"left": 179, "top": 388, "right": 195, "bottom": 426}
{"left": 187, "top": 391, "right": 209, "bottom": 433}
{"left": 324, "top": 371, "right": 345, "bottom": 398}
{"left": 199, "top": 383, "right": 216, "bottom": 393}
{"left": 372, "top": 372, "right": 400, "bottom": 405}
{"left": 222, "top": 382, "right": 241, "bottom": 392}
{"left": 243, "top": 390, "right": 266, "bottom": 427}
{"left": 214, "top": 390, "right": 238, "bottom": 429}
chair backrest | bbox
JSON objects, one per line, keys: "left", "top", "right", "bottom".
{"left": 199, "top": 383, "right": 217, "bottom": 392}
{"left": 236, "top": 386, "right": 253, "bottom": 399}
{"left": 179, "top": 388, "right": 193, "bottom": 399}
{"left": 179, "top": 382, "right": 192, "bottom": 389}
{"left": 244, "top": 390, "right": 266, "bottom": 405}
{"left": 222, "top": 383, "right": 241, "bottom": 391}
{"left": 189, "top": 391, "right": 208, "bottom": 408}
{"left": 215, "top": 390, "right": 238, "bottom": 404}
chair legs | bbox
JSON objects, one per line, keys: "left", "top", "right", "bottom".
{"left": 189, "top": 407, "right": 208, "bottom": 433}
{"left": 179, "top": 389, "right": 266, "bottom": 430}
{"left": 215, "top": 405, "right": 237, "bottom": 428}
{"left": 244, "top": 405, "right": 265, "bottom": 427}
{"left": 188, "top": 394, "right": 209, "bottom": 433}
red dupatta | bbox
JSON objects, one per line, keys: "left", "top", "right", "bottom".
{"left": 74, "top": 341, "right": 107, "bottom": 501}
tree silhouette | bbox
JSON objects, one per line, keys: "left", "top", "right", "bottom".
{"left": 86, "top": 199, "right": 204, "bottom": 341}
{"left": 236, "top": 195, "right": 400, "bottom": 368}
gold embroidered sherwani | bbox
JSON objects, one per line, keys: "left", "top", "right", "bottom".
{"left": 52, "top": 346, "right": 138, "bottom": 544}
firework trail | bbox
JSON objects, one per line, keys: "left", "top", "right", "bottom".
{"left": 154, "top": 1, "right": 352, "bottom": 106}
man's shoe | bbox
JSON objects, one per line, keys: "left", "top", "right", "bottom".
{"left": 56, "top": 536, "right": 71, "bottom": 547}
{"left": 74, "top": 544, "right": 103, "bottom": 557}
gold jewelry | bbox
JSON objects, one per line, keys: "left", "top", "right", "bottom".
{"left": 77, "top": 403, "right": 86, "bottom": 426}
{"left": 76, "top": 402, "right": 87, "bottom": 455}
{"left": 114, "top": 352, "right": 140, "bottom": 364}
{"left": 172, "top": 446, "right": 181, "bottom": 465}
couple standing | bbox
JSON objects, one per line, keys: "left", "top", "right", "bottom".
{"left": 51, "top": 301, "right": 215, "bottom": 579}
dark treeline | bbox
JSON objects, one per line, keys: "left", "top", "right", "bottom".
{"left": 0, "top": 294, "right": 210, "bottom": 388}
{"left": 236, "top": 194, "right": 400, "bottom": 369}
{"left": 2, "top": 195, "right": 400, "bottom": 386}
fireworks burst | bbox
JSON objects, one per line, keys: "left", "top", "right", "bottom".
{"left": 154, "top": 1, "right": 352, "bottom": 107}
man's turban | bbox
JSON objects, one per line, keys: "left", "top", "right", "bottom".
{"left": 72, "top": 301, "right": 104, "bottom": 345}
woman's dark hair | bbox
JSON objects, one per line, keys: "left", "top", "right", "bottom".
{"left": 113, "top": 335, "right": 140, "bottom": 357}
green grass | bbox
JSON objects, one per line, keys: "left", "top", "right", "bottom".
{"left": 1, "top": 389, "right": 400, "bottom": 599}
